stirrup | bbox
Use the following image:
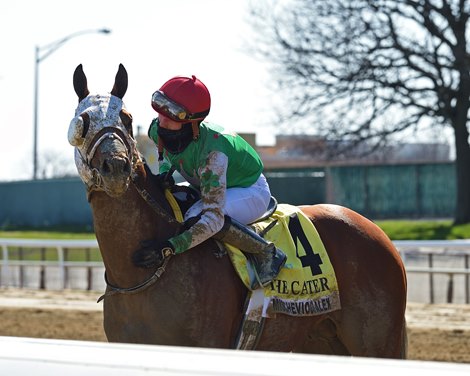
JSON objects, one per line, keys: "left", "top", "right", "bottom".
{"left": 250, "top": 247, "right": 287, "bottom": 290}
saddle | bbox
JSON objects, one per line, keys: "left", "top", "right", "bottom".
{"left": 168, "top": 184, "right": 201, "bottom": 215}
{"left": 169, "top": 184, "right": 278, "bottom": 226}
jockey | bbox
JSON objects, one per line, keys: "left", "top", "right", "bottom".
{"left": 132, "top": 74, "right": 286, "bottom": 287}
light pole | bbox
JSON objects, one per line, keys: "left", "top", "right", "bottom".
{"left": 33, "top": 28, "right": 111, "bottom": 180}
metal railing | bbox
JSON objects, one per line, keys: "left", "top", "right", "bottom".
{"left": 1, "top": 238, "right": 470, "bottom": 303}
{"left": 394, "top": 240, "right": 470, "bottom": 304}
{"left": 0, "top": 238, "right": 102, "bottom": 291}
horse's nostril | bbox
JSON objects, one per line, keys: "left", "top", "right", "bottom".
{"left": 102, "top": 160, "right": 111, "bottom": 174}
{"left": 101, "top": 157, "right": 131, "bottom": 176}
{"left": 124, "top": 159, "right": 131, "bottom": 174}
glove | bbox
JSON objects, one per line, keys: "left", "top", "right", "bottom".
{"left": 132, "top": 240, "right": 175, "bottom": 269}
{"left": 155, "top": 172, "right": 175, "bottom": 190}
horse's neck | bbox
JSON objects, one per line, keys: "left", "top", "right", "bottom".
{"left": 90, "top": 184, "right": 173, "bottom": 288}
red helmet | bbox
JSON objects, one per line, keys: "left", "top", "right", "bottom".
{"left": 151, "top": 75, "right": 211, "bottom": 122}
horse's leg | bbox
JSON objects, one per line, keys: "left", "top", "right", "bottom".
{"left": 293, "top": 288, "right": 407, "bottom": 358}
{"left": 329, "top": 299, "right": 407, "bottom": 358}
{"left": 255, "top": 313, "right": 352, "bottom": 355}
{"left": 295, "top": 316, "right": 351, "bottom": 355}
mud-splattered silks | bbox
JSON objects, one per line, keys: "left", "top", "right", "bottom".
{"left": 148, "top": 121, "right": 267, "bottom": 255}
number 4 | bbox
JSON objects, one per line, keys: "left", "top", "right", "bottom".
{"left": 288, "top": 214, "right": 323, "bottom": 276}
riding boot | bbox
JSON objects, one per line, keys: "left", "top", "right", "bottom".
{"left": 213, "top": 215, "right": 287, "bottom": 288}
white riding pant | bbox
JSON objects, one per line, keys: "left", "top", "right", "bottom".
{"left": 184, "top": 174, "right": 271, "bottom": 225}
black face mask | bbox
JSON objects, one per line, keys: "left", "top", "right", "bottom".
{"left": 157, "top": 122, "right": 194, "bottom": 154}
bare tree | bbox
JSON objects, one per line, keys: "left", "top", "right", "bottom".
{"left": 248, "top": 0, "right": 470, "bottom": 224}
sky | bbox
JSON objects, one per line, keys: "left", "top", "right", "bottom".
{"left": 0, "top": 0, "right": 275, "bottom": 181}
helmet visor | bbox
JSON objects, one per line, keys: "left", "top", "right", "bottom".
{"left": 152, "top": 90, "right": 190, "bottom": 122}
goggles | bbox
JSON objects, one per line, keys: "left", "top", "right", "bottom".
{"left": 151, "top": 90, "right": 191, "bottom": 122}
{"left": 151, "top": 90, "right": 209, "bottom": 122}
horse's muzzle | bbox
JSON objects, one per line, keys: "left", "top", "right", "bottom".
{"left": 101, "top": 156, "right": 131, "bottom": 177}
{"left": 92, "top": 137, "right": 132, "bottom": 197}
{"left": 97, "top": 155, "right": 131, "bottom": 197}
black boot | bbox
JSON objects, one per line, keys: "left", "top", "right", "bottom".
{"left": 246, "top": 248, "right": 287, "bottom": 289}
{"left": 214, "top": 216, "right": 287, "bottom": 288}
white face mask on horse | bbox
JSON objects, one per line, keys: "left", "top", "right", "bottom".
{"left": 68, "top": 65, "right": 141, "bottom": 197}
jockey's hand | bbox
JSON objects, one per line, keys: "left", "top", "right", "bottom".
{"left": 132, "top": 240, "right": 175, "bottom": 269}
{"left": 155, "top": 171, "right": 175, "bottom": 190}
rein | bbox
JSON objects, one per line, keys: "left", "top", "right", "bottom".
{"left": 73, "top": 99, "right": 185, "bottom": 301}
{"left": 72, "top": 89, "right": 185, "bottom": 303}
{"left": 97, "top": 255, "right": 171, "bottom": 302}
{"left": 132, "top": 177, "right": 182, "bottom": 228}
{"left": 97, "top": 166, "right": 184, "bottom": 302}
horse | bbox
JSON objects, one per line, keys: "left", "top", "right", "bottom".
{"left": 69, "top": 64, "right": 407, "bottom": 358}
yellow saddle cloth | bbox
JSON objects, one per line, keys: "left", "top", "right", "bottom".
{"left": 164, "top": 188, "right": 340, "bottom": 319}
{"left": 226, "top": 204, "right": 341, "bottom": 318}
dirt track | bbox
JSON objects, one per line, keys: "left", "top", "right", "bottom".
{"left": 0, "top": 289, "right": 469, "bottom": 363}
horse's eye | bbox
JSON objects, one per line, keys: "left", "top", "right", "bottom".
{"left": 68, "top": 112, "right": 90, "bottom": 146}
{"left": 120, "top": 109, "right": 134, "bottom": 137}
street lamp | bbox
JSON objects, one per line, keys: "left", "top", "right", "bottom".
{"left": 33, "top": 28, "right": 111, "bottom": 180}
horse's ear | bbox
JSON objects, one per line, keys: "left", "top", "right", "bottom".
{"left": 73, "top": 64, "right": 90, "bottom": 102}
{"left": 111, "top": 64, "right": 128, "bottom": 99}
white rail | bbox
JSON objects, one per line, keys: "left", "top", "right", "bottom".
{"left": 1, "top": 238, "right": 470, "bottom": 303}
{"left": 0, "top": 238, "right": 102, "bottom": 290}
{"left": 394, "top": 239, "right": 470, "bottom": 249}
{"left": 395, "top": 239, "right": 470, "bottom": 275}
{"left": 2, "top": 336, "right": 469, "bottom": 376}
{"left": 394, "top": 240, "right": 470, "bottom": 303}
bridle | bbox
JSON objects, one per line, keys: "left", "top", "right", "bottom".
{"left": 71, "top": 94, "right": 182, "bottom": 302}
{"left": 71, "top": 93, "right": 140, "bottom": 198}
{"left": 75, "top": 126, "right": 138, "bottom": 199}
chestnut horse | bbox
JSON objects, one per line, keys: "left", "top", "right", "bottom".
{"left": 69, "top": 64, "right": 407, "bottom": 358}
